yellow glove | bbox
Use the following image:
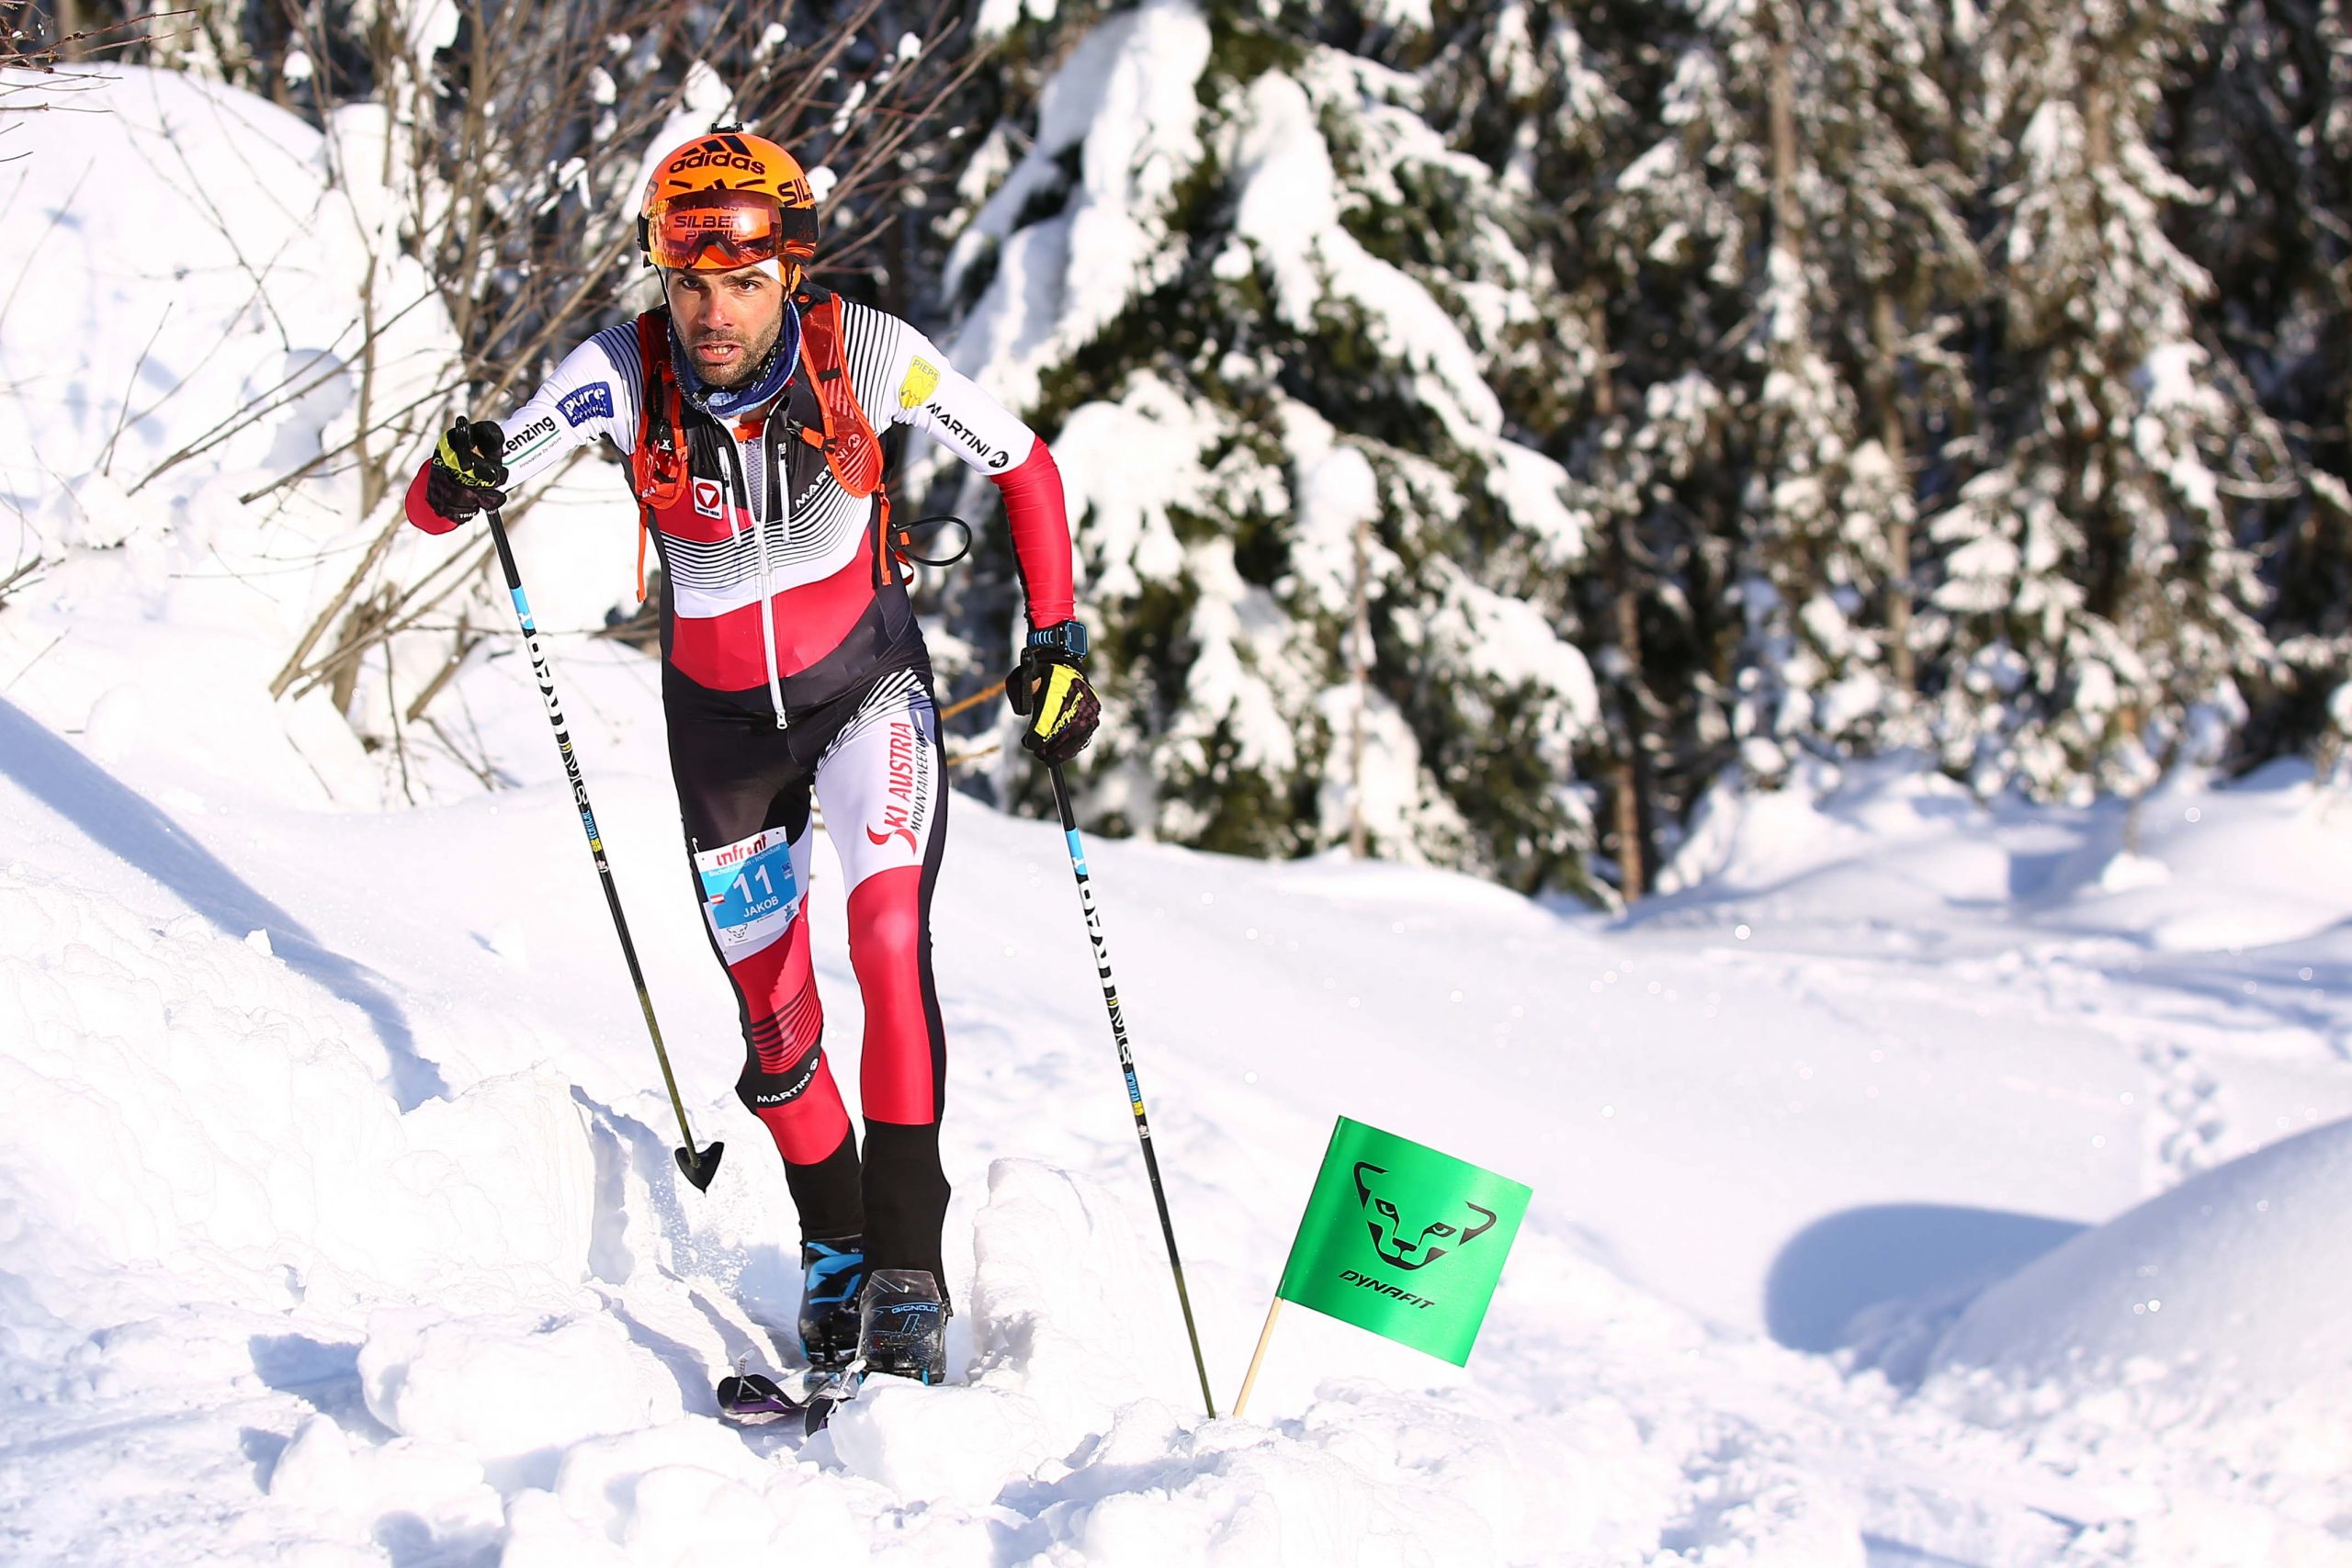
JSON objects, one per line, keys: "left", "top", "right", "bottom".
{"left": 1006, "top": 635, "right": 1100, "bottom": 764}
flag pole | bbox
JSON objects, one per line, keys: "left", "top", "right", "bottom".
{"left": 1232, "top": 1297, "right": 1283, "bottom": 1419}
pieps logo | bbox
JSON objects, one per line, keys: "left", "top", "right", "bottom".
{"left": 1354, "top": 1160, "right": 1497, "bottom": 1272}
{"left": 899, "top": 356, "right": 941, "bottom": 411}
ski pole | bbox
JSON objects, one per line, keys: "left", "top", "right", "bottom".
{"left": 1047, "top": 761, "right": 1216, "bottom": 1416}
{"left": 484, "top": 507, "right": 723, "bottom": 1191}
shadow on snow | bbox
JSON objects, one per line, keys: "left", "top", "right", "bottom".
{"left": 0, "top": 694, "right": 447, "bottom": 1109}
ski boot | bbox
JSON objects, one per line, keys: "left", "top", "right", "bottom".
{"left": 798, "top": 1237, "right": 867, "bottom": 1371}
{"left": 857, "top": 1268, "right": 949, "bottom": 1384}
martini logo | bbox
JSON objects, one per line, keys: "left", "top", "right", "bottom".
{"left": 692, "top": 477, "right": 725, "bottom": 517}
{"left": 926, "top": 402, "right": 1012, "bottom": 470}
{"left": 1354, "top": 1160, "right": 1497, "bottom": 1272}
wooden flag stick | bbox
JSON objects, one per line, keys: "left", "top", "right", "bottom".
{"left": 1232, "top": 1297, "right": 1284, "bottom": 1419}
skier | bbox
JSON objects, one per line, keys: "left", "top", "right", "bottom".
{"left": 404, "top": 129, "right": 1101, "bottom": 1384}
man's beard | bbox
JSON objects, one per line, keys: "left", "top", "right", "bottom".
{"left": 683, "top": 311, "right": 783, "bottom": 389}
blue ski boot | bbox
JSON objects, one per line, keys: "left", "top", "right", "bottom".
{"left": 857, "top": 1268, "right": 948, "bottom": 1384}
{"left": 798, "top": 1237, "right": 866, "bottom": 1371}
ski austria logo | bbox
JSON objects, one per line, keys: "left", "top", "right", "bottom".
{"left": 1353, "top": 1160, "right": 1497, "bottom": 1272}
{"left": 865, "top": 719, "right": 923, "bottom": 853}
{"left": 692, "top": 478, "right": 725, "bottom": 518}
{"left": 560, "top": 383, "right": 614, "bottom": 428}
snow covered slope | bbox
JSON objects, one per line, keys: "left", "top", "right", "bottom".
{"left": 6, "top": 62, "right": 2352, "bottom": 1568}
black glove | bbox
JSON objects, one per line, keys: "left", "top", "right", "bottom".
{"left": 1005, "top": 622, "right": 1100, "bottom": 764}
{"left": 424, "top": 418, "right": 509, "bottom": 523}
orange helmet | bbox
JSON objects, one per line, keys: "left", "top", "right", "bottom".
{"left": 637, "top": 129, "right": 820, "bottom": 275}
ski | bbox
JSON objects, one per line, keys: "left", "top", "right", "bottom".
{"left": 797, "top": 1366, "right": 865, "bottom": 1435}
{"left": 717, "top": 1271, "right": 948, "bottom": 1434}
{"left": 713, "top": 1361, "right": 944, "bottom": 1437}
{"left": 713, "top": 1357, "right": 846, "bottom": 1427}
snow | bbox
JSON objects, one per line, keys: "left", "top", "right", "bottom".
{"left": 1935, "top": 1117, "right": 2352, "bottom": 1412}
{"left": 1290, "top": 435, "right": 1383, "bottom": 620}
{"left": 1487, "top": 438, "right": 1590, "bottom": 569}
{"left": 1044, "top": 373, "right": 1210, "bottom": 604}
{"left": 6, "top": 56, "right": 2352, "bottom": 1568}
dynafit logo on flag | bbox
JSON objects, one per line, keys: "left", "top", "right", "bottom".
{"left": 1274, "top": 1117, "right": 1530, "bottom": 1366}
{"left": 1354, "top": 1160, "right": 1498, "bottom": 1271}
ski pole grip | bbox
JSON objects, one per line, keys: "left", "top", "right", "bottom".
{"left": 485, "top": 506, "right": 525, "bottom": 593}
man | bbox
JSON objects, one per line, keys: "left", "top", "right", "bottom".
{"left": 404, "top": 129, "right": 1100, "bottom": 1383}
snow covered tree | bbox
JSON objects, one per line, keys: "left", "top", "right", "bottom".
{"left": 1416, "top": 1, "right": 1679, "bottom": 896}
{"left": 1918, "top": 0, "right": 2283, "bottom": 801}
{"left": 1411, "top": 0, "right": 1942, "bottom": 886}
{"left": 2165, "top": 0, "right": 2352, "bottom": 761}
{"left": 931, "top": 0, "right": 1605, "bottom": 895}
{"left": 1735, "top": 0, "right": 1984, "bottom": 770}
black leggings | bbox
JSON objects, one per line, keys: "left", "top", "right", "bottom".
{"left": 665, "top": 665, "right": 952, "bottom": 1284}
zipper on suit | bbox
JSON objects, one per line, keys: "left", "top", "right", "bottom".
{"left": 718, "top": 435, "right": 789, "bottom": 729}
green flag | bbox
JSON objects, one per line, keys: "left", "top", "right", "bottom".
{"left": 1274, "top": 1117, "right": 1532, "bottom": 1366}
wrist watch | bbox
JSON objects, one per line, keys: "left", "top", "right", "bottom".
{"left": 1025, "top": 618, "right": 1089, "bottom": 661}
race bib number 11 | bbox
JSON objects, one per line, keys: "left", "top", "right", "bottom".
{"left": 695, "top": 828, "right": 801, "bottom": 953}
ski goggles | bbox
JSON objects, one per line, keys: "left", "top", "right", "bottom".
{"left": 640, "top": 189, "right": 820, "bottom": 272}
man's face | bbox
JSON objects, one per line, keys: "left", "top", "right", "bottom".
{"left": 663, "top": 264, "right": 786, "bottom": 389}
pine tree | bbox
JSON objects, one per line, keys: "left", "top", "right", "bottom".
{"left": 2165, "top": 0, "right": 2352, "bottom": 761}
{"left": 1747, "top": 0, "right": 1981, "bottom": 764}
{"left": 1919, "top": 0, "right": 2279, "bottom": 802}
{"left": 931, "top": 0, "right": 1606, "bottom": 894}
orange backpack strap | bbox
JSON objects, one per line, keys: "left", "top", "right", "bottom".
{"left": 627, "top": 309, "right": 688, "bottom": 602}
{"left": 793, "top": 288, "right": 886, "bottom": 499}
{"left": 794, "top": 286, "right": 906, "bottom": 587}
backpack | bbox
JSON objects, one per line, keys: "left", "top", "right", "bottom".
{"left": 623, "top": 285, "right": 903, "bottom": 601}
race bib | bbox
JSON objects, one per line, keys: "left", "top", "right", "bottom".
{"left": 695, "top": 828, "right": 802, "bottom": 953}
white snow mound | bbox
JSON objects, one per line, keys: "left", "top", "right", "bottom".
{"left": 359, "top": 1308, "right": 684, "bottom": 1464}
{"left": 1933, "top": 1114, "right": 2352, "bottom": 1416}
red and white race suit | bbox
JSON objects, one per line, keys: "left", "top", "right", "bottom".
{"left": 405, "top": 297, "right": 1073, "bottom": 1283}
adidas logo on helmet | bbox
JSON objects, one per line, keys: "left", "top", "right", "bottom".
{"left": 665, "top": 147, "right": 767, "bottom": 176}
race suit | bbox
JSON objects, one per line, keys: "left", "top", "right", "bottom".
{"left": 405, "top": 297, "right": 1074, "bottom": 1290}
